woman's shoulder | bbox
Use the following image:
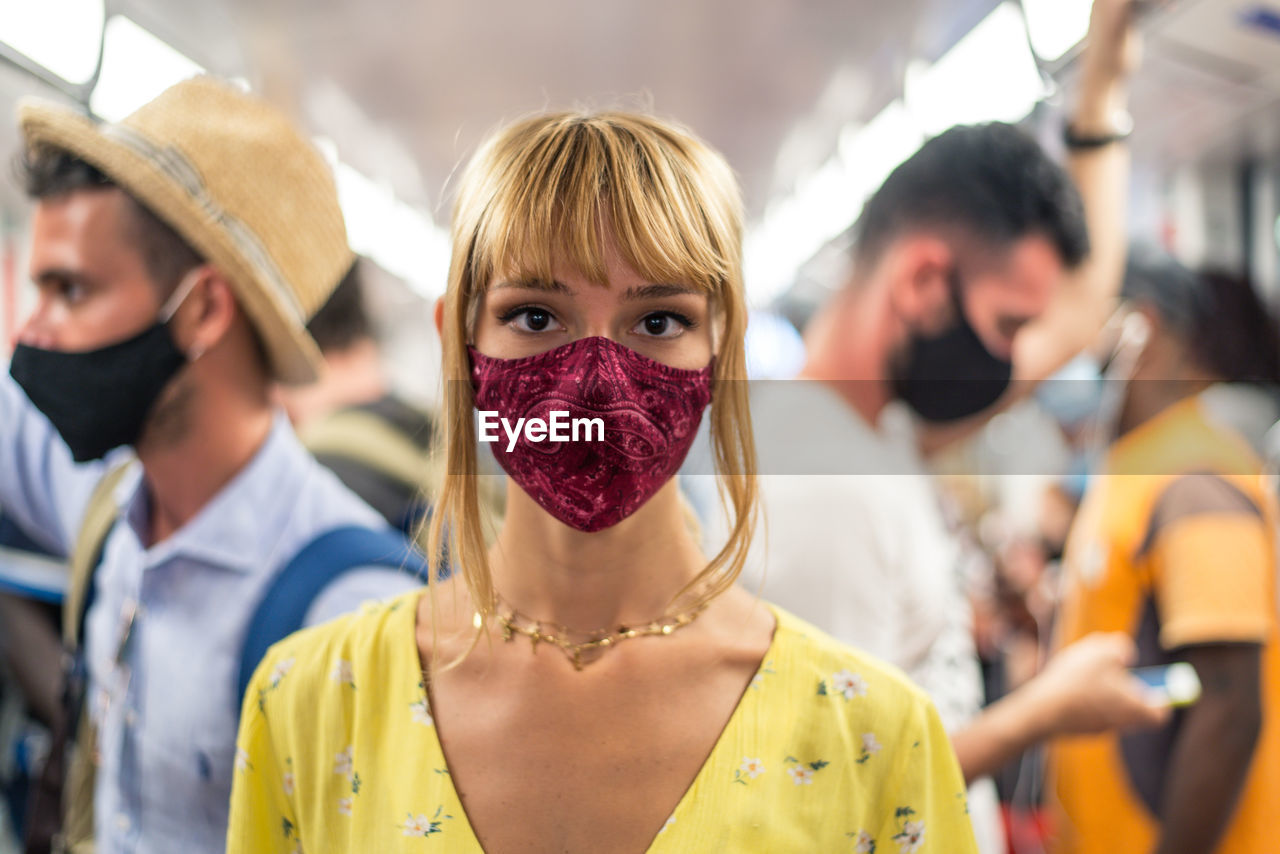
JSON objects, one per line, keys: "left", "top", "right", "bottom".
{"left": 247, "top": 589, "right": 422, "bottom": 711}
{"left": 764, "top": 603, "right": 933, "bottom": 714}
{"left": 734, "top": 603, "right": 966, "bottom": 818}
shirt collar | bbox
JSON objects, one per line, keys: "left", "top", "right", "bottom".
{"left": 120, "top": 413, "right": 316, "bottom": 574}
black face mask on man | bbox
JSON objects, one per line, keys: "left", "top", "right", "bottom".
{"left": 890, "top": 271, "right": 1014, "bottom": 423}
{"left": 9, "top": 271, "right": 201, "bottom": 462}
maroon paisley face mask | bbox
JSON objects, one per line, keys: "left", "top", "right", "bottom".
{"left": 469, "top": 336, "right": 713, "bottom": 532}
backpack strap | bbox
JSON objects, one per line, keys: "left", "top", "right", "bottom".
{"left": 64, "top": 460, "right": 136, "bottom": 650}
{"left": 235, "top": 525, "right": 432, "bottom": 709}
{"left": 26, "top": 460, "right": 134, "bottom": 854}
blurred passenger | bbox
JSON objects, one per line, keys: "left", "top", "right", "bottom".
{"left": 0, "top": 519, "right": 60, "bottom": 730}
{"left": 1049, "top": 250, "right": 1280, "bottom": 854}
{"left": 0, "top": 514, "right": 62, "bottom": 841}
{"left": 279, "top": 259, "right": 436, "bottom": 534}
{"left": 228, "top": 110, "right": 979, "bottom": 852}
{"left": 0, "top": 555, "right": 61, "bottom": 842}
{"left": 3, "top": 78, "right": 420, "bottom": 853}
{"left": 728, "top": 2, "right": 1163, "bottom": 851}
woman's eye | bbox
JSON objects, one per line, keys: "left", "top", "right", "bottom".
{"left": 505, "top": 307, "right": 563, "bottom": 333}
{"left": 521, "top": 309, "right": 551, "bottom": 331}
{"left": 634, "top": 312, "right": 692, "bottom": 339}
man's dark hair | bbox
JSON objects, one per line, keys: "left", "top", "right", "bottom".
{"left": 20, "top": 147, "right": 203, "bottom": 293}
{"left": 1123, "top": 245, "right": 1280, "bottom": 384}
{"left": 306, "top": 259, "right": 375, "bottom": 354}
{"left": 852, "top": 122, "right": 1089, "bottom": 273}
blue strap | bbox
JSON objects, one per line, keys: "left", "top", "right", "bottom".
{"left": 235, "top": 525, "right": 433, "bottom": 709}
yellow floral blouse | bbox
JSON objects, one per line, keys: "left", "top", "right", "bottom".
{"left": 227, "top": 592, "right": 977, "bottom": 853}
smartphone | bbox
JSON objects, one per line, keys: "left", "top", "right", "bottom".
{"left": 1132, "top": 662, "right": 1201, "bottom": 707}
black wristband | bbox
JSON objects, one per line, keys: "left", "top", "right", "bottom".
{"left": 1064, "top": 116, "right": 1133, "bottom": 150}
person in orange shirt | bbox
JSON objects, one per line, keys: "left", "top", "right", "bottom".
{"left": 1050, "top": 247, "right": 1280, "bottom": 854}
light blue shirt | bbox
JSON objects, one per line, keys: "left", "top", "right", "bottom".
{"left": 0, "top": 373, "right": 421, "bottom": 853}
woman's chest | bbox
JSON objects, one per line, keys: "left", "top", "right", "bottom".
{"left": 432, "top": 661, "right": 753, "bottom": 853}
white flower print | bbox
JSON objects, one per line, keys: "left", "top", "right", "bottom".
{"left": 893, "top": 820, "right": 925, "bottom": 853}
{"left": 282, "top": 771, "right": 294, "bottom": 796}
{"left": 402, "top": 814, "right": 436, "bottom": 837}
{"left": 738, "top": 757, "right": 766, "bottom": 779}
{"left": 854, "top": 830, "right": 876, "bottom": 853}
{"left": 401, "top": 807, "right": 449, "bottom": 837}
{"left": 657, "top": 815, "right": 675, "bottom": 835}
{"left": 331, "top": 659, "right": 355, "bottom": 686}
{"left": 337, "top": 797, "right": 353, "bottom": 816}
{"left": 787, "top": 766, "right": 815, "bottom": 785}
{"left": 862, "top": 732, "right": 882, "bottom": 756}
{"left": 269, "top": 657, "right": 296, "bottom": 687}
{"left": 234, "top": 747, "right": 251, "bottom": 773}
{"left": 751, "top": 661, "right": 776, "bottom": 690}
{"left": 410, "top": 698, "right": 433, "bottom": 726}
{"left": 334, "top": 746, "right": 354, "bottom": 777}
{"left": 831, "top": 669, "right": 867, "bottom": 700}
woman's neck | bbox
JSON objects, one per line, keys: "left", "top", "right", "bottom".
{"left": 489, "top": 479, "right": 708, "bottom": 631}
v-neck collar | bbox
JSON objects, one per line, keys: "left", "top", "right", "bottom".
{"left": 403, "top": 593, "right": 782, "bottom": 853}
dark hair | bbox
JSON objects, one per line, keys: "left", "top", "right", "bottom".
{"left": 853, "top": 122, "right": 1089, "bottom": 273}
{"left": 1123, "top": 246, "right": 1280, "bottom": 384}
{"left": 19, "top": 147, "right": 203, "bottom": 293}
{"left": 306, "top": 259, "right": 374, "bottom": 353}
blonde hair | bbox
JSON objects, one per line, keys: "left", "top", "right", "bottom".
{"left": 427, "top": 110, "right": 758, "bottom": 620}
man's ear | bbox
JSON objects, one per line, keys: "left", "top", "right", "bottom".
{"left": 885, "top": 236, "right": 954, "bottom": 334}
{"left": 171, "top": 266, "right": 235, "bottom": 359}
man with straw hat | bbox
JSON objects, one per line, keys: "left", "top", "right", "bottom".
{"left": 0, "top": 77, "right": 421, "bottom": 853}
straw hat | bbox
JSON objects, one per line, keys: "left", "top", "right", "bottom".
{"left": 18, "top": 76, "right": 352, "bottom": 383}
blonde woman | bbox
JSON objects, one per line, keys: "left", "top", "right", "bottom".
{"left": 226, "top": 111, "right": 977, "bottom": 853}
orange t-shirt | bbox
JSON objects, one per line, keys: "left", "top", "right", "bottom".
{"left": 1049, "top": 394, "right": 1280, "bottom": 854}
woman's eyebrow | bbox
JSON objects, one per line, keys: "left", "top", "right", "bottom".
{"left": 624, "top": 283, "right": 699, "bottom": 300}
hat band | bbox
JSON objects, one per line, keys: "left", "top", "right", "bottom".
{"left": 100, "top": 123, "right": 305, "bottom": 323}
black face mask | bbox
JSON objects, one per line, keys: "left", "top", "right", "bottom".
{"left": 9, "top": 277, "right": 196, "bottom": 462}
{"left": 890, "top": 274, "right": 1014, "bottom": 423}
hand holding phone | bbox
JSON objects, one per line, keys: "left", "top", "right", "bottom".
{"left": 1132, "top": 662, "right": 1202, "bottom": 707}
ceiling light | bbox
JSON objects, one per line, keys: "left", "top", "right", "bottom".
{"left": 90, "top": 16, "right": 203, "bottom": 121}
{"left": 0, "top": 0, "right": 104, "bottom": 85}
{"left": 905, "top": 2, "right": 1046, "bottom": 136}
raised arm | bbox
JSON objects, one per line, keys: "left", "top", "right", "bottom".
{"left": 0, "top": 372, "right": 107, "bottom": 556}
{"left": 1010, "top": 0, "right": 1142, "bottom": 386}
{"left": 918, "top": 0, "right": 1142, "bottom": 456}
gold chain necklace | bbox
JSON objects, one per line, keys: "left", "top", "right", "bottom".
{"left": 489, "top": 594, "right": 709, "bottom": 671}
